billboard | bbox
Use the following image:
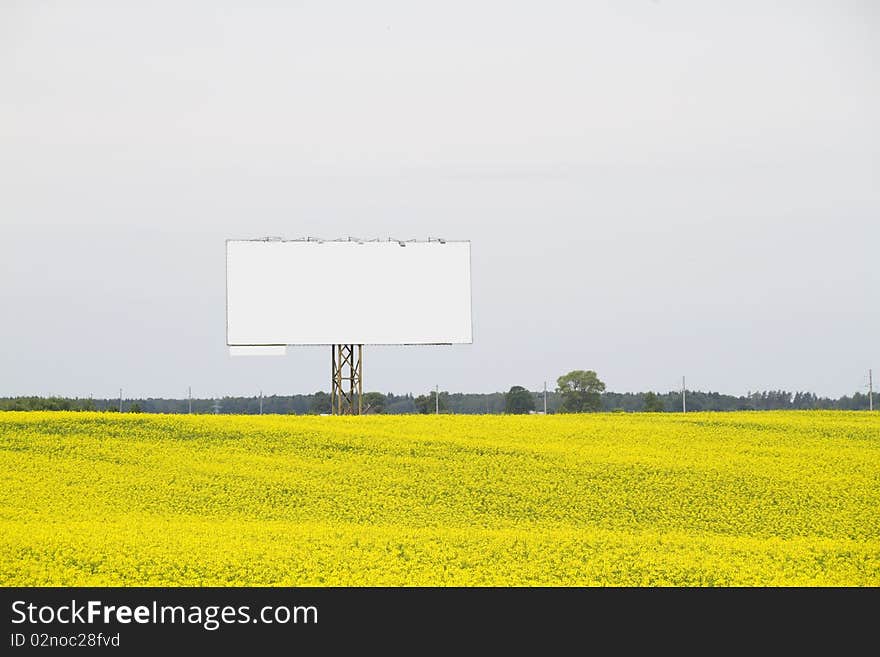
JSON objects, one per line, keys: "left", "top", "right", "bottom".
{"left": 226, "top": 239, "right": 472, "bottom": 347}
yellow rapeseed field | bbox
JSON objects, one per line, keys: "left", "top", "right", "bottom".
{"left": 0, "top": 410, "right": 877, "bottom": 586}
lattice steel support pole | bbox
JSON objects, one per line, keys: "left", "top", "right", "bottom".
{"left": 331, "top": 344, "right": 363, "bottom": 415}
{"left": 331, "top": 346, "right": 337, "bottom": 413}
{"left": 357, "top": 345, "right": 363, "bottom": 415}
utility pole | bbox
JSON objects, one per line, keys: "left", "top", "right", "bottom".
{"left": 435, "top": 385, "right": 440, "bottom": 415}
{"left": 870, "top": 369, "right": 874, "bottom": 412}
{"left": 259, "top": 390, "right": 263, "bottom": 415}
{"left": 188, "top": 386, "right": 192, "bottom": 414}
{"left": 681, "top": 376, "right": 686, "bottom": 413}
{"left": 119, "top": 388, "right": 123, "bottom": 413}
{"left": 543, "top": 381, "right": 548, "bottom": 414}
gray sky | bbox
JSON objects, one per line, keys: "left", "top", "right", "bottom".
{"left": 1, "top": 1, "right": 877, "bottom": 399}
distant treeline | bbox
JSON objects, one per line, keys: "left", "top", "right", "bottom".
{"left": 0, "top": 389, "right": 873, "bottom": 413}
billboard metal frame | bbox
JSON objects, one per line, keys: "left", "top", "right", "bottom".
{"left": 225, "top": 237, "right": 471, "bottom": 415}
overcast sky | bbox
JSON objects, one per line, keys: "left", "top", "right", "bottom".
{"left": 1, "top": 1, "right": 877, "bottom": 399}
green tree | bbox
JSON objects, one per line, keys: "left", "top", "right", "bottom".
{"left": 504, "top": 386, "right": 535, "bottom": 414}
{"left": 643, "top": 392, "right": 664, "bottom": 412}
{"left": 414, "top": 390, "right": 448, "bottom": 414}
{"left": 309, "top": 391, "right": 331, "bottom": 414}
{"left": 129, "top": 402, "right": 142, "bottom": 413}
{"left": 556, "top": 370, "right": 605, "bottom": 413}
{"left": 362, "top": 392, "right": 386, "bottom": 414}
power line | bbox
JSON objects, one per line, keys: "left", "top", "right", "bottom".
{"left": 681, "top": 376, "right": 686, "bottom": 413}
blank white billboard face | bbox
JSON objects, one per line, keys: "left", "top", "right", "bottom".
{"left": 227, "top": 240, "right": 472, "bottom": 346}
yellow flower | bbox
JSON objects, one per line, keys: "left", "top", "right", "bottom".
{"left": 0, "top": 410, "right": 877, "bottom": 585}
